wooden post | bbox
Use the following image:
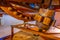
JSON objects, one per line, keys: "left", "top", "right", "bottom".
{"left": 0, "top": 13, "right": 3, "bottom": 25}
{"left": 11, "top": 25, "right": 14, "bottom": 40}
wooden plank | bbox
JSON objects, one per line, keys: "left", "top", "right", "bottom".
{"left": 6, "top": 0, "right": 42, "bottom": 3}
{"left": 0, "top": 6, "right": 22, "bottom": 20}
{"left": 0, "top": 6, "right": 34, "bottom": 21}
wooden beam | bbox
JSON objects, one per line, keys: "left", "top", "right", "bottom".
{"left": 0, "top": 6, "right": 35, "bottom": 21}
{"left": 11, "top": 25, "right": 60, "bottom": 40}
{"left": 6, "top": 0, "right": 42, "bottom": 3}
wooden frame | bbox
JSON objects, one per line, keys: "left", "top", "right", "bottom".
{"left": 11, "top": 25, "right": 60, "bottom": 40}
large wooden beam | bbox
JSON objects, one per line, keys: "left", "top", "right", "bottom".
{"left": 6, "top": 0, "right": 42, "bottom": 3}
{"left": 0, "top": 5, "right": 35, "bottom": 21}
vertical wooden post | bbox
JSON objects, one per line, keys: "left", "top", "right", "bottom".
{"left": 11, "top": 25, "right": 14, "bottom": 40}
{"left": 0, "top": 13, "right": 3, "bottom": 25}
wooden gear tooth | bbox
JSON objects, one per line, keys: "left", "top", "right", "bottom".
{"left": 45, "top": 10, "right": 54, "bottom": 17}
{"left": 13, "top": 11, "right": 17, "bottom": 15}
{"left": 21, "top": 24, "right": 25, "bottom": 27}
{"left": 16, "top": 12, "right": 22, "bottom": 15}
{"left": 30, "top": 26, "right": 39, "bottom": 31}
{"left": 18, "top": 14, "right": 22, "bottom": 17}
{"left": 39, "top": 9, "right": 54, "bottom": 18}
{"left": 42, "top": 30, "right": 46, "bottom": 32}
{"left": 24, "top": 17, "right": 28, "bottom": 19}
{"left": 8, "top": 7, "right": 12, "bottom": 10}
{"left": 34, "top": 14, "right": 43, "bottom": 22}
{"left": 17, "top": 10, "right": 23, "bottom": 13}
{"left": 29, "top": 17, "right": 31, "bottom": 20}
{"left": 10, "top": 3, "right": 16, "bottom": 6}
{"left": 43, "top": 17, "right": 51, "bottom": 25}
